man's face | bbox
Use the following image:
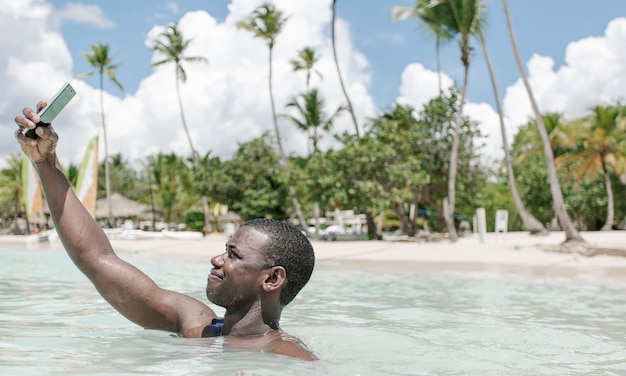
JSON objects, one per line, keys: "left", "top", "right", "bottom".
{"left": 206, "top": 226, "right": 271, "bottom": 309}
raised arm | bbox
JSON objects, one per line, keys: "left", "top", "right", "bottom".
{"left": 15, "top": 102, "right": 216, "bottom": 336}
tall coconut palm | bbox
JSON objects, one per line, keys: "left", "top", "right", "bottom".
{"left": 502, "top": 0, "right": 584, "bottom": 244}
{"left": 283, "top": 89, "right": 345, "bottom": 154}
{"left": 516, "top": 113, "right": 567, "bottom": 231}
{"left": 391, "top": 0, "right": 453, "bottom": 94}
{"left": 237, "top": 3, "right": 311, "bottom": 236}
{"left": 404, "top": 0, "right": 485, "bottom": 241}
{"left": 478, "top": 32, "right": 547, "bottom": 234}
{"left": 81, "top": 43, "right": 123, "bottom": 226}
{"left": 290, "top": 47, "right": 323, "bottom": 90}
{"left": 150, "top": 24, "right": 211, "bottom": 233}
{"left": 556, "top": 105, "right": 626, "bottom": 231}
{"left": 331, "top": 0, "right": 360, "bottom": 137}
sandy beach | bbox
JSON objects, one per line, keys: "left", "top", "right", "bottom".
{"left": 4, "top": 230, "right": 625, "bottom": 283}
{"left": 93, "top": 230, "right": 626, "bottom": 284}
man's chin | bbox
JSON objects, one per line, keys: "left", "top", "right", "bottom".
{"left": 205, "top": 290, "right": 225, "bottom": 307}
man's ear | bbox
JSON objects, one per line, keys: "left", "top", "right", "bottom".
{"left": 263, "top": 266, "right": 286, "bottom": 293}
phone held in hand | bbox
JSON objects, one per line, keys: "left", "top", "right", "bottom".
{"left": 25, "top": 82, "right": 77, "bottom": 139}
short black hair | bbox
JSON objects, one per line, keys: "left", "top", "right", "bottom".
{"left": 241, "top": 218, "right": 315, "bottom": 306}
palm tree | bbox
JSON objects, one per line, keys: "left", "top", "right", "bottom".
{"left": 331, "top": 0, "right": 360, "bottom": 137}
{"left": 290, "top": 47, "right": 323, "bottom": 90}
{"left": 283, "top": 89, "right": 345, "bottom": 154}
{"left": 502, "top": 0, "right": 584, "bottom": 244}
{"left": 145, "top": 153, "right": 193, "bottom": 224}
{"left": 402, "top": 0, "right": 485, "bottom": 241}
{"left": 556, "top": 105, "right": 626, "bottom": 231}
{"left": 150, "top": 24, "right": 211, "bottom": 233}
{"left": 516, "top": 113, "right": 569, "bottom": 230}
{"left": 81, "top": 43, "right": 123, "bottom": 226}
{"left": 391, "top": 0, "right": 453, "bottom": 94}
{"left": 237, "top": 3, "right": 311, "bottom": 236}
{"left": 478, "top": 32, "right": 547, "bottom": 234}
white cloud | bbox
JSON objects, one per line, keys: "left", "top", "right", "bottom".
{"left": 55, "top": 2, "right": 115, "bottom": 29}
{"left": 0, "top": 0, "right": 377, "bottom": 169}
{"left": 396, "top": 63, "right": 501, "bottom": 161}
{"left": 502, "top": 17, "right": 626, "bottom": 150}
{"left": 166, "top": 2, "right": 179, "bottom": 15}
{"left": 396, "top": 62, "right": 454, "bottom": 108}
{"left": 397, "top": 17, "right": 626, "bottom": 162}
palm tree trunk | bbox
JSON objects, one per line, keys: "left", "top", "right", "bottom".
{"left": 363, "top": 207, "right": 380, "bottom": 240}
{"left": 175, "top": 78, "right": 196, "bottom": 162}
{"left": 443, "top": 63, "right": 469, "bottom": 242}
{"left": 331, "top": 0, "right": 360, "bottom": 137}
{"left": 480, "top": 34, "right": 547, "bottom": 235}
{"left": 601, "top": 164, "right": 614, "bottom": 231}
{"left": 175, "top": 75, "right": 212, "bottom": 234}
{"left": 436, "top": 38, "right": 442, "bottom": 95}
{"left": 267, "top": 46, "right": 311, "bottom": 237}
{"left": 502, "top": 0, "right": 584, "bottom": 244}
{"left": 100, "top": 71, "right": 113, "bottom": 226}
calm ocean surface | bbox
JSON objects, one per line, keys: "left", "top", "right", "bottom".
{"left": 1, "top": 245, "right": 625, "bottom": 375}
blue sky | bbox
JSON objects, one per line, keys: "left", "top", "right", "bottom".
{"left": 2, "top": 0, "right": 626, "bottom": 167}
{"left": 50, "top": 0, "right": 624, "bottom": 109}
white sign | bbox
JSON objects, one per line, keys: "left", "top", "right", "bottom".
{"left": 495, "top": 210, "right": 508, "bottom": 233}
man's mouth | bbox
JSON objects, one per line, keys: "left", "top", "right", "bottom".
{"left": 209, "top": 270, "right": 223, "bottom": 281}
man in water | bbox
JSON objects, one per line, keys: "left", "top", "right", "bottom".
{"left": 14, "top": 101, "right": 317, "bottom": 361}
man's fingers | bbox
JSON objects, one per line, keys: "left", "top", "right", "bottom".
{"left": 15, "top": 114, "right": 35, "bottom": 131}
{"left": 37, "top": 100, "right": 47, "bottom": 113}
{"left": 14, "top": 129, "right": 37, "bottom": 146}
{"left": 21, "top": 106, "right": 40, "bottom": 124}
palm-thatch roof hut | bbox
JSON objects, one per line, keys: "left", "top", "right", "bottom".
{"left": 96, "top": 193, "right": 163, "bottom": 221}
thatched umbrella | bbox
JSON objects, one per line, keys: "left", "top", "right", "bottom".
{"left": 96, "top": 193, "right": 162, "bottom": 220}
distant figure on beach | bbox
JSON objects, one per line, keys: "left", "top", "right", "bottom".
{"left": 14, "top": 101, "right": 317, "bottom": 361}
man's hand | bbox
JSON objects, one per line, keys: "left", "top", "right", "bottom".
{"left": 14, "top": 101, "right": 58, "bottom": 165}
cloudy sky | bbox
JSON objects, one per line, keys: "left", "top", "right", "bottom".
{"left": 1, "top": 0, "right": 625, "bottom": 169}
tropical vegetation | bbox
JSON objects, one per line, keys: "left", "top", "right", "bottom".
{"left": 2, "top": 1, "right": 625, "bottom": 250}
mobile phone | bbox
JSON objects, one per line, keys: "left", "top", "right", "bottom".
{"left": 24, "top": 82, "right": 77, "bottom": 139}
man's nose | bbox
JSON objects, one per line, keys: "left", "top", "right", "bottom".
{"left": 211, "top": 253, "right": 224, "bottom": 267}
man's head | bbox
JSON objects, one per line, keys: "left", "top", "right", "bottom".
{"left": 206, "top": 218, "right": 315, "bottom": 309}
{"left": 241, "top": 218, "right": 315, "bottom": 306}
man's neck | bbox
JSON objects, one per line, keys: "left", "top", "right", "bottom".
{"left": 223, "top": 300, "right": 280, "bottom": 336}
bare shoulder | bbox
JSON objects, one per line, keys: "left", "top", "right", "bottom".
{"left": 223, "top": 330, "right": 318, "bottom": 361}
{"left": 266, "top": 331, "right": 319, "bottom": 361}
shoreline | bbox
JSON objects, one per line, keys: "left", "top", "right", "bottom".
{"left": 3, "top": 230, "right": 626, "bottom": 283}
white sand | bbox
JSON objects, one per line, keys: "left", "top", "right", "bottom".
{"left": 92, "top": 230, "right": 626, "bottom": 284}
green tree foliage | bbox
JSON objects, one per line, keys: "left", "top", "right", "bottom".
{"left": 0, "top": 154, "right": 25, "bottom": 233}
{"left": 210, "top": 134, "right": 288, "bottom": 221}
{"left": 283, "top": 89, "right": 345, "bottom": 154}
{"left": 510, "top": 111, "right": 626, "bottom": 231}
{"left": 290, "top": 46, "right": 323, "bottom": 89}
{"left": 412, "top": 89, "right": 485, "bottom": 229}
{"left": 144, "top": 153, "right": 194, "bottom": 223}
{"left": 556, "top": 105, "right": 626, "bottom": 230}
{"left": 97, "top": 153, "right": 149, "bottom": 202}
{"left": 301, "top": 89, "right": 484, "bottom": 236}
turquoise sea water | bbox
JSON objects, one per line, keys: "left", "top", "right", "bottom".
{"left": 1, "top": 245, "right": 625, "bottom": 375}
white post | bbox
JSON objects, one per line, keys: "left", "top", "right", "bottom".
{"left": 476, "top": 208, "right": 487, "bottom": 243}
